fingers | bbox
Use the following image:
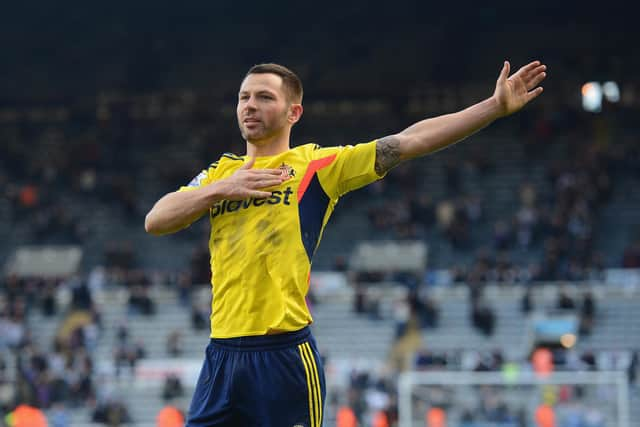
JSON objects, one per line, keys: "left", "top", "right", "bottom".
{"left": 526, "top": 70, "right": 547, "bottom": 90}
{"left": 498, "top": 61, "right": 510, "bottom": 83}
{"left": 518, "top": 63, "right": 546, "bottom": 84}
{"left": 526, "top": 86, "right": 544, "bottom": 103}
{"left": 247, "top": 190, "right": 273, "bottom": 198}
{"left": 236, "top": 168, "right": 283, "bottom": 182}
{"left": 251, "top": 178, "right": 285, "bottom": 188}
{"left": 520, "top": 60, "right": 541, "bottom": 76}
{"left": 527, "top": 64, "right": 546, "bottom": 77}
{"left": 256, "top": 169, "right": 286, "bottom": 176}
{"left": 245, "top": 169, "right": 286, "bottom": 181}
{"left": 523, "top": 64, "right": 546, "bottom": 82}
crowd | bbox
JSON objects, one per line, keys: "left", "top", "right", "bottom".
{"left": 0, "top": 262, "right": 211, "bottom": 425}
{"left": 2, "top": 261, "right": 638, "bottom": 426}
{"left": 366, "top": 107, "right": 637, "bottom": 283}
{"left": 331, "top": 342, "right": 625, "bottom": 427}
{"left": 0, "top": 32, "right": 637, "bottom": 426}
{"left": 2, "top": 89, "right": 639, "bottom": 280}
{"left": 0, "top": 274, "right": 101, "bottom": 423}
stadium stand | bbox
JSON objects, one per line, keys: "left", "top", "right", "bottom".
{"left": 1, "top": 4, "right": 639, "bottom": 426}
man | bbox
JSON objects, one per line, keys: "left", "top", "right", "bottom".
{"left": 145, "top": 60, "right": 546, "bottom": 426}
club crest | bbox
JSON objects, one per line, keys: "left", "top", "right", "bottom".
{"left": 279, "top": 163, "right": 295, "bottom": 179}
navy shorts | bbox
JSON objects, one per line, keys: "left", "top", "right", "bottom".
{"left": 186, "top": 327, "right": 326, "bottom": 427}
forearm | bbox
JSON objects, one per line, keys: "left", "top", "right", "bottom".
{"left": 398, "top": 96, "right": 503, "bottom": 160}
{"left": 144, "top": 183, "right": 224, "bottom": 236}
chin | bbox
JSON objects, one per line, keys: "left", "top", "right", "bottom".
{"left": 245, "top": 132, "right": 274, "bottom": 146}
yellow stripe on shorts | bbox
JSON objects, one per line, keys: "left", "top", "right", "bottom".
{"left": 302, "top": 342, "right": 323, "bottom": 427}
{"left": 298, "top": 344, "right": 316, "bottom": 427}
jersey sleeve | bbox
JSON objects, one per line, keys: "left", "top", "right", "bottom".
{"left": 315, "top": 140, "right": 385, "bottom": 198}
{"left": 178, "top": 161, "right": 219, "bottom": 192}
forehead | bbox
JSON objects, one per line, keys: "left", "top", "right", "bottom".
{"left": 239, "top": 73, "right": 284, "bottom": 94}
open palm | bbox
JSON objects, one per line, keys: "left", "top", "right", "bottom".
{"left": 494, "top": 60, "right": 547, "bottom": 117}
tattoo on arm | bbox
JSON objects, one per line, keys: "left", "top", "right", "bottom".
{"left": 375, "top": 136, "right": 401, "bottom": 175}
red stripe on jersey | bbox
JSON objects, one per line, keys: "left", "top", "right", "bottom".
{"left": 297, "top": 154, "right": 337, "bottom": 202}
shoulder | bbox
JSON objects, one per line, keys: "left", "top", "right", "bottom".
{"left": 294, "top": 142, "right": 343, "bottom": 160}
{"left": 214, "top": 152, "right": 245, "bottom": 170}
{"left": 220, "top": 152, "right": 245, "bottom": 163}
{"left": 197, "top": 153, "right": 245, "bottom": 180}
{"left": 291, "top": 143, "right": 323, "bottom": 154}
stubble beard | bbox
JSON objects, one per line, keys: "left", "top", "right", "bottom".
{"left": 239, "top": 115, "right": 288, "bottom": 145}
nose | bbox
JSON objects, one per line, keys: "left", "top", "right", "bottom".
{"left": 243, "top": 95, "right": 257, "bottom": 111}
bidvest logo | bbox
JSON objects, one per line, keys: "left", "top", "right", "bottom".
{"left": 210, "top": 187, "right": 294, "bottom": 218}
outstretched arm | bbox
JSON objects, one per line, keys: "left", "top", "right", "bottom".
{"left": 374, "top": 60, "right": 546, "bottom": 175}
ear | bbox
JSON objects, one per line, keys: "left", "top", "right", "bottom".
{"left": 288, "top": 104, "right": 303, "bottom": 124}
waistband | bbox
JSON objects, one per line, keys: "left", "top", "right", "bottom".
{"left": 210, "top": 326, "right": 312, "bottom": 351}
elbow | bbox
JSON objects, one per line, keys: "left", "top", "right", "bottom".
{"left": 144, "top": 213, "right": 161, "bottom": 235}
{"left": 145, "top": 211, "right": 180, "bottom": 236}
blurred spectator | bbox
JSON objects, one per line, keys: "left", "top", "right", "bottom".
{"left": 354, "top": 283, "right": 366, "bottom": 314}
{"left": 392, "top": 296, "right": 410, "bottom": 340}
{"left": 166, "top": 330, "right": 182, "bottom": 358}
{"left": 447, "top": 202, "right": 471, "bottom": 250}
{"left": 628, "top": 350, "right": 638, "bottom": 385}
{"left": 521, "top": 287, "right": 534, "bottom": 314}
{"left": 463, "top": 193, "right": 483, "bottom": 224}
{"left": 436, "top": 200, "right": 455, "bottom": 232}
{"left": 41, "top": 281, "right": 57, "bottom": 317}
{"left": 366, "top": 288, "right": 382, "bottom": 320}
{"left": 128, "top": 285, "right": 155, "bottom": 316}
{"left": 70, "top": 279, "right": 93, "bottom": 311}
{"left": 411, "top": 288, "right": 439, "bottom": 329}
{"left": 471, "top": 298, "right": 495, "bottom": 337}
{"left": 191, "top": 303, "right": 208, "bottom": 331}
{"left": 114, "top": 337, "right": 145, "bottom": 378}
{"left": 579, "top": 291, "right": 596, "bottom": 335}
{"left": 557, "top": 289, "right": 576, "bottom": 310}
{"left": 176, "top": 272, "right": 193, "bottom": 306}
{"left": 92, "top": 399, "right": 132, "bottom": 426}
{"left": 162, "top": 374, "right": 184, "bottom": 401}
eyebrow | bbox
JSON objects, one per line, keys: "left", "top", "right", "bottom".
{"left": 238, "top": 89, "right": 277, "bottom": 96}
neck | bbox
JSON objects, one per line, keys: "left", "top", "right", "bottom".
{"left": 245, "top": 132, "right": 291, "bottom": 157}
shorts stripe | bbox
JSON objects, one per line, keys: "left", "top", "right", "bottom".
{"left": 303, "top": 342, "right": 323, "bottom": 427}
{"left": 298, "top": 344, "right": 316, "bottom": 427}
{"left": 300, "top": 343, "right": 319, "bottom": 427}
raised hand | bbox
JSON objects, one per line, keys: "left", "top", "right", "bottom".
{"left": 218, "top": 157, "right": 287, "bottom": 200}
{"left": 493, "top": 60, "right": 547, "bottom": 117}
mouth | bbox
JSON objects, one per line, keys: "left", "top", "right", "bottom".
{"left": 243, "top": 118, "right": 261, "bottom": 124}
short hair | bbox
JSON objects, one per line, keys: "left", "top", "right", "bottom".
{"left": 246, "top": 63, "right": 303, "bottom": 103}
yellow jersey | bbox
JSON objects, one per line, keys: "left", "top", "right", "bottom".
{"left": 179, "top": 140, "right": 382, "bottom": 338}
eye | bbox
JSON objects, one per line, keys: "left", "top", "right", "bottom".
{"left": 259, "top": 95, "right": 273, "bottom": 100}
